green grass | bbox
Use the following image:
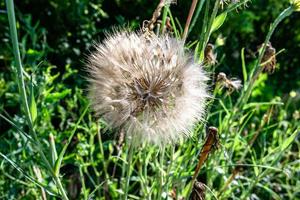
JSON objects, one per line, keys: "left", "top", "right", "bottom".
{"left": 0, "top": 0, "right": 299, "bottom": 199}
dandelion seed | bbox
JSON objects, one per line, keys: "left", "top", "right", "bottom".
{"left": 217, "top": 72, "right": 242, "bottom": 93}
{"left": 86, "top": 31, "right": 209, "bottom": 145}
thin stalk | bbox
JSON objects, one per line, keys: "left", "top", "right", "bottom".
{"left": 79, "top": 166, "right": 88, "bottom": 200}
{"left": 236, "top": 6, "right": 294, "bottom": 108}
{"left": 156, "top": 147, "right": 165, "bottom": 200}
{"left": 123, "top": 143, "right": 134, "bottom": 200}
{"left": 189, "top": 0, "right": 206, "bottom": 35}
{"left": 161, "top": 1, "right": 169, "bottom": 34}
{"left": 97, "top": 124, "right": 110, "bottom": 198}
{"left": 195, "top": 0, "right": 210, "bottom": 61}
{"left": 183, "top": 0, "right": 199, "bottom": 41}
{"left": 5, "top": 1, "right": 68, "bottom": 199}
{"left": 201, "top": 0, "right": 221, "bottom": 57}
{"left": 164, "top": 146, "right": 174, "bottom": 196}
{"left": 5, "top": 0, "right": 31, "bottom": 125}
{"left": 97, "top": 127, "right": 109, "bottom": 180}
{"left": 224, "top": 0, "right": 251, "bottom": 13}
{"left": 54, "top": 176, "right": 69, "bottom": 200}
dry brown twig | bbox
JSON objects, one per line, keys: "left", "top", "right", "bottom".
{"left": 191, "top": 127, "right": 220, "bottom": 186}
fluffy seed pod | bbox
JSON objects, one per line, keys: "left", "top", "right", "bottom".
{"left": 86, "top": 31, "right": 209, "bottom": 145}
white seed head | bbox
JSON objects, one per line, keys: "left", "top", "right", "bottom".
{"left": 86, "top": 31, "right": 209, "bottom": 145}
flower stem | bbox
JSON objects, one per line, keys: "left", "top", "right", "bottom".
{"left": 183, "top": 0, "right": 199, "bottom": 41}
{"left": 5, "top": 0, "right": 32, "bottom": 125}
{"left": 123, "top": 143, "right": 134, "bottom": 200}
{"left": 156, "top": 147, "right": 165, "bottom": 200}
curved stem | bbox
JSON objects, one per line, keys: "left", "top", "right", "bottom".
{"left": 236, "top": 6, "right": 294, "bottom": 109}
{"left": 5, "top": 1, "right": 69, "bottom": 199}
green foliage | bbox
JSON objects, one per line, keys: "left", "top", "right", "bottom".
{"left": 0, "top": 0, "right": 299, "bottom": 199}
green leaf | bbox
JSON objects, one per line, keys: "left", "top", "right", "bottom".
{"left": 241, "top": 48, "right": 247, "bottom": 82}
{"left": 29, "top": 80, "right": 37, "bottom": 123}
{"left": 44, "top": 89, "right": 71, "bottom": 102}
{"left": 281, "top": 130, "right": 299, "bottom": 151}
{"left": 210, "top": 12, "right": 227, "bottom": 34}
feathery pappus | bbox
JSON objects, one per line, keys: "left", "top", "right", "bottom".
{"left": 86, "top": 31, "right": 209, "bottom": 145}
{"left": 217, "top": 72, "right": 242, "bottom": 93}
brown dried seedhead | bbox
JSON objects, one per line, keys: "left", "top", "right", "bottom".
{"left": 259, "top": 42, "right": 277, "bottom": 74}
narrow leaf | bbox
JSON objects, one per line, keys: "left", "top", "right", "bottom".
{"left": 281, "top": 130, "right": 299, "bottom": 151}
{"left": 29, "top": 79, "right": 37, "bottom": 123}
{"left": 210, "top": 12, "right": 227, "bottom": 34}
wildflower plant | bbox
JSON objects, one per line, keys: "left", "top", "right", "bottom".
{"left": 1, "top": 0, "right": 299, "bottom": 199}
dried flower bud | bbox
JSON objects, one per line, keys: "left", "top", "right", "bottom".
{"left": 86, "top": 31, "right": 209, "bottom": 145}
{"left": 190, "top": 181, "right": 206, "bottom": 200}
{"left": 260, "top": 42, "right": 277, "bottom": 74}
{"left": 204, "top": 43, "right": 217, "bottom": 65}
{"left": 217, "top": 72, "right": 242, "bottom": 93}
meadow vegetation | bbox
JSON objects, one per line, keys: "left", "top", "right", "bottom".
{"left": 0, "top": 0, "right": 299, "bottom": 199}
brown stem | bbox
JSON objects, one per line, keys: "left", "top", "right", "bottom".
{"left": 191, "top": 127, "right": 219, "bottom": 184}
{"left": 182, "top": 0, "right": 199, "bottom": 41}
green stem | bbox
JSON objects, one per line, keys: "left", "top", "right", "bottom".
{"left": 201, "top": 0, "right": 221, "bottom": 55}
{"left": 123, "top": 143, "right": 134, "bottom": 200}
{"left": 196, "top": 0, "right": 210, "bottom": 61}
{"left": 5, "top": 0, "right": 32, "bottom": 125}
{"left": 54, "top": 176, "right": 69, "bottom": 200}
{"left": 5, "top": 1, "right": 68, "bottom": 199}
{"left": 161, "top": 2, "right": 169, "bottom": 34}
{"left": 164, "top": 146, "right": 174, "bottom": 196}
{"left": 188, "top": 0, "right": 206, "bottom": 35}
{"left": 156, "top": 147, "right": 165, "bottom": 200}
{"left": 236, "top": 6, "right": 294, "bottom": 109}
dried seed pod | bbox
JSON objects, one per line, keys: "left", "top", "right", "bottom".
{"left": 204, "top": 44, "right": 217, "bottom": 65}
{"left": 190, "top": 181, "right": 206, "bottom": 200}
{"left": 260, "top": 42, "right": 277, "bottom": 74}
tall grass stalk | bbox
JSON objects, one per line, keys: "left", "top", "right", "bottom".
{"left": 123, "top": 143, "right": 134, "bottom": 200}
{"left": 5, "top": 0, "right": 68, "bottom": 199}
{"left": 188, "top": 0, "right": 206, "bottom": 35}
{"left": 156, "top": 148, "right": 165, "bottom": 200}
{"left": 201, "top": 0, "right": 221, "bottom": 56}
{"left": 183, "top": 0, "right": 199, "bottom": 41}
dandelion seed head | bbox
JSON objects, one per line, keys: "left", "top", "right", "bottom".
{"left": 87, "top": 31, "right": 209, "bottom": 145}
